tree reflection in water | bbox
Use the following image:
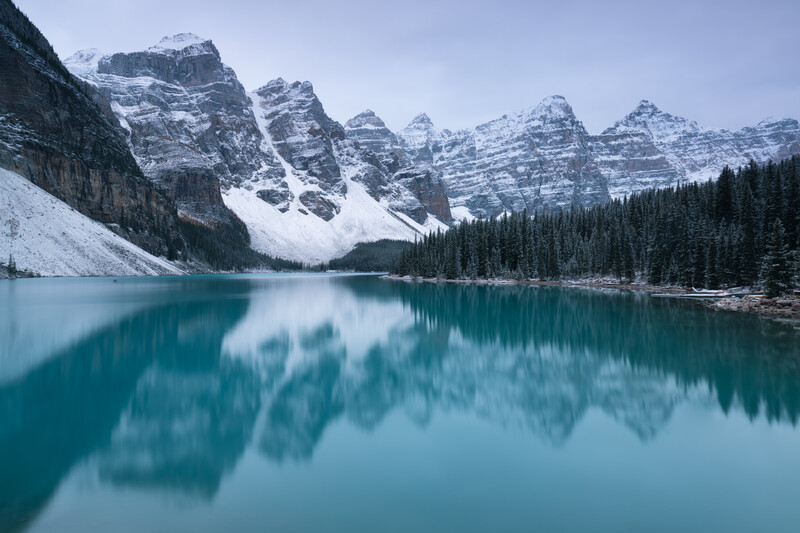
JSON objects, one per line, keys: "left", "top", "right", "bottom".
{"left": 1, "top": 274, "right": 799, "bottom": 531}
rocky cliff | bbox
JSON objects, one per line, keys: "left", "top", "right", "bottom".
{"left": 398, "top": 97, "right": 800, "bottom": 219}
{"left": 67, "top": 34, "right": 276, "bottom": 230}
{"left": 0, "top": 0, "right": 179, "bottom": 255}
{"left": 67, "top": 38, "right": 452, "bottom": 263}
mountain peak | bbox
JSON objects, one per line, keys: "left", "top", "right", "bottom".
{"left": 408, "top": 113, "right": 434, "bottom": 129}
{"left": 63, "top": 48, "right": 105, "bottom": 74}
{"left": 633, "top": 100, "right": 662, "bottom": 114}
{"left": 530, "top": 95, "right": 575, "bottom": 120}
{"left": 345, "top": 110, "right": 387, "bottom": 130}
{"left": 149, "top": 33, "right": 210, "bottom": 52}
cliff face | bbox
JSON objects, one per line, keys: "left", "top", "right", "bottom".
{"left": 0, "top": 0, "right": 178, "bottom": 254}
{"left": 66, "top": 34, "right": 277, "bottom": 231}
{"left": 398, "top": 97, "right": 610, "bottom": 217}
{"left": 67, "top": 37, "right": 453, "bottom": 263}
{"left": 344, "top": 109, "right": 452, "bottom": 222}
{"left": 398, "top": 98, "right": 800, "bottom": 219}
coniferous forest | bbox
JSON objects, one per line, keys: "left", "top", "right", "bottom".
{"left": 390, "top": 156, "right": 800, "bottom": 296}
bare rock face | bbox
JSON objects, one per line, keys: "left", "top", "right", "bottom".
{"left": 0, "top": 0, "right": 179, "bottom": 255}
{"left": 257, "top": 187, "right": 293, "bottom": 213}
{"left": 344, "top": 110, "right": 452, "bottom": 223}
{"left": 254, "top": 79, "right": 345, "bottom": 195}
{"left": 298, "top": 191, "right": 340, "bottom": 221}
{"left": 344, "top": 109, "right": 409, "bottom": 174}
{"left": 392, "top": 167, "right": 452, "bottom": 222}
{"left": 67, "top": 34, "right": 282, "bottom": 229}
{"left": 399, "top": 97, "right": 609, "bottom": 217}
{"left": 397, "top": 97, "right": 800, "bottom": 219}
{"left": 99, "top": 34, "right": 228, "bottom": 87}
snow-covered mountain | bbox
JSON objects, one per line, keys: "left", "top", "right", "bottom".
{"left": 0, "top": 0, "right": 181, "bottom": 261}
{"left": 59, "top": 30, "right": 800, "bottom": 263}
{"left": 66, "top": 37, "right": 451, "bottom": 264}
{"left": 398, "top": 98, "right": 800, "bottom": 218}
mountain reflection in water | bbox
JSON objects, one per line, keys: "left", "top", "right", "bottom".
{"left": 1, "top": 274, "right": 799, "bottom": 532}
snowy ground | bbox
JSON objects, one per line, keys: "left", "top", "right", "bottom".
{"left": 0, "top": 168, "right": 183, "bottom": 277}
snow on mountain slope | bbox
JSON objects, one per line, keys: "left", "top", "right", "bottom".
{"left": 223, "top": 95, "right": 447, "bottom": 265}
{"left": 398, "top": 97, "right": 800, "bottom": 219}
{"left": 399, "top": 96, "right": 609, "bottom": 217}
{"left": 66, "top": 38, "right": 452, "bottom": 264}
{"left": 0, "top": 168, "right": 182, "bottom": 277}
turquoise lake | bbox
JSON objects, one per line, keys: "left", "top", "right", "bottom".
{"left": 1, "top": 273, "right": 800, "bottom": 532}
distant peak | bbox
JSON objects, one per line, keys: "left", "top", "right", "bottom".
{"left": 67, "top": 47, "right": 102, "bottom": 58}
{"left": 148, "top": 33, "right": 211, "bottom": 52}
{"left": 266, "top": 77, "right": 287, "bottom": 87}
{"left": 531, "top": 95, "right": 574, "bottom": 119}
{"left": 755, "top": 116, "right": 795, "bottom": 127}
{"left": 64, "top": 48, "right": 106, "bottom": 74}
{"left": 255, "top": 78, "right": 317, "bottom": 98}
{"left": 408, "top": 113, "right": 434, "bottom": 128}
{"left": 345, "top": 109, "right": 386, "bottom": 129}
{"left": 633, "top": 100, "right": 661, "bottom": 114}
{"left": 255, "top": 78, "right": 288, "bottom": 94}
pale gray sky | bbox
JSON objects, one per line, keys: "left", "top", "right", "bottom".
{"left": 14, "top": 0, "right": 800, "bottom": 134}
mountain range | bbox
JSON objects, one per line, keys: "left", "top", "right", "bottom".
{"left": 2, "top": 0, "right": 799, "bottom": 273}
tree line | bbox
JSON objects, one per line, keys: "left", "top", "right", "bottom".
{"left": 390, "top": 156, "right": 800, "bottom": 297}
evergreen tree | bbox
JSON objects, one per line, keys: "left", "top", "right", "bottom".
{"left": 388, "top": 156, "right": 800, "bottom": 292}
{"left": 763, "top": 219, "right": 791, "bottom": 298}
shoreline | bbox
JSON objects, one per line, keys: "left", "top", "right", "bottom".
{"left": 383, "top": 275, "right": 800, "bottom": 325}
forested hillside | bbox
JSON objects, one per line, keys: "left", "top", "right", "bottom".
{"left": 391, "top": 157, "right": 800, "bottom": 296}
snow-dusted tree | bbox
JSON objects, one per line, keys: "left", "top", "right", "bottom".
{"left": 763, "top": 219, "right": 791, "bottom": 298}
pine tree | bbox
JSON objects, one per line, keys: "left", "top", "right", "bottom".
{"left": 763, "top": 219, "right": 791, "bottom": 298}
{"left": 386, "top": 156, "right": 800, "bottom": 292}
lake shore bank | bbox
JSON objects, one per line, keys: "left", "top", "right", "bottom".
{"left": 383, "top": 275, "right": 800, "bottom": 325}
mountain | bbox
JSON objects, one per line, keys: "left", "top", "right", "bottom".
{"left": 65, "top": 34, "right": 275, "bottom": 233}
{"left": 67, "top": 39, "right": 451, "bottom": 264}
{"left": 0, "top": 0, "right": 184, "bottom": 257}
{"left": 595, "top": 100, "right": 800, "bottom": 193}
{"left": 398, "top": 98, "right": 800, "bottom": 218}
{"left": 1, "top": 168, "right": 181, "bottom": 276}
{"left": 7, "top": 0, "right": 799, "bottom": 271}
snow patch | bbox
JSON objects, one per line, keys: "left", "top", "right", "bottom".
{"left": 148, "top": 33, "right": 209, "bottom": 52}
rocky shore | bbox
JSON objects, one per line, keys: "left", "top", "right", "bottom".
{"left": 706, "top": 295, "right": 800, "bottom": 324}
{"left": 384, "top": 275, "right": 800, "bottom": 324}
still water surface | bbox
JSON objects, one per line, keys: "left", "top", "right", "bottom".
{"left": 1, "top": 273, "right": 800, "bottom": 532}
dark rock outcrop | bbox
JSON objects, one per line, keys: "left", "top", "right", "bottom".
{"left": 0, "top": 0, "right": 179, "bottom": 254}
{"left": 69, "top": 33, "right": 282, "bottom": 230}
{"left": 255, "top": 79, "right": 345, "bottom": 194}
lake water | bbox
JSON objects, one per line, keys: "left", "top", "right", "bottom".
{"left": 1, "top": 273, "right": 800, "bottom": 532}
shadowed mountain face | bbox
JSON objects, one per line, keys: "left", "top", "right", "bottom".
{"left": 2, "top": 274, "right": 800, "bottom": 532}
{"left": 70, "top": 35, "right": 277, "bottom": 230}
{"left": 0, "top": 0, "right": 179, "bottom": 255}
{"left": 64, "top": 40, "right": 452, "bottom": 263}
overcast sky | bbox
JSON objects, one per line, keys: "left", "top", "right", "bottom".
{"left": 14, "top": 0, "right": 800, "bottom": 134}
